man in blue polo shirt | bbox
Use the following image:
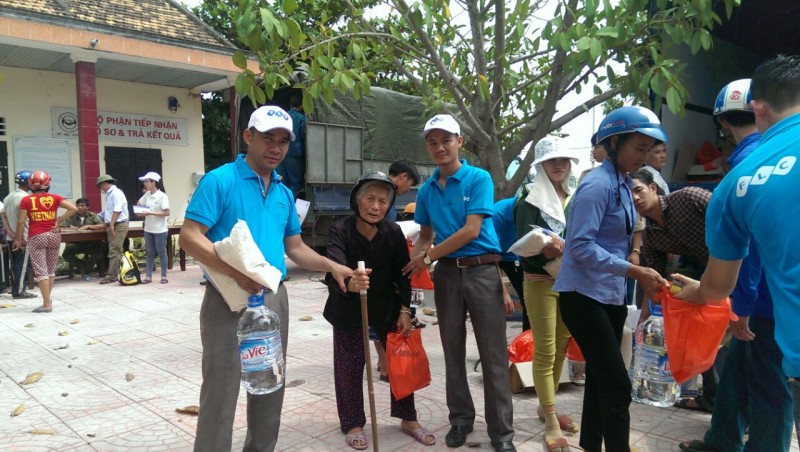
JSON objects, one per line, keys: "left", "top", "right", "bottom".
{"left": 180, "top": 105, "right": 352, "bottom": 452}
{"left": 403, "top": 114, "right": 516, "bottom": 452}
{"left": 674, "top": 55, "right": 800, "bottom": 440}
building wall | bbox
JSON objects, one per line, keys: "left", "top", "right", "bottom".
{"left": 0, "top": 65, "right": 206, "bottom": 221}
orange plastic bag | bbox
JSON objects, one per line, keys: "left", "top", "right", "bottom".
{"left": 654, "top": 286, "right": 735, "bottom": 384}
{"left": 407, "top": 241, "right": 434, "bottom": 289}
{"left": 566, "top": 337, "right": 584, "bottom": 362}
{"left": 386, "top": 329, "right": 431, "bottom": 400}
{"left": 507, "top": 330, "right": 534, "bottom": 363}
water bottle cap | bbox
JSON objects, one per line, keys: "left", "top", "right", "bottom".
{"left": 247, "top": 293, "right": 264, "bottom": 307}
{"left": 650, "top": 302, "right": 663, "bottom": 316}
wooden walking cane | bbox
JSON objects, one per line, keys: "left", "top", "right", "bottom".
{"left": 358, "top": 261, "right": 380, "bottom": 451}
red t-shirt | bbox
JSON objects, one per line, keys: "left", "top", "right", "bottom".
{"left": 20, "top": 193, "right": 64, "bottom": 238}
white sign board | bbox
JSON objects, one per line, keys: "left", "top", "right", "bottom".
{"left": 13, "top": 137, "right": 73, "bottom": 198}
{"left": 52, "top": 107, "right": 189, "bottom": 146}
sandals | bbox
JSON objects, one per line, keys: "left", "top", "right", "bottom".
{"left": 160, "top": 278, "right": 168, "bottom": 284}
{"left": 141, "top": 278, "right": 152, "bottom": 284}
{"left": 674, "top": 396, "right": 714, "bottom": 413}
{"left": 99, "top": 277, "right": 117, "bottom": 284}
{"left": 403, "top": 427, "right": 436, "bottom": 446}
{"left": 537, "top": 406, "right": 580, "bottom": 433}
{"left": 679, "top": 440, "right": 723, "bottom": 452}
{"left": 545, "top": 437, "right": 571, "bottom": 451}
{"left": 345, "top": 430, "right": 368, "bottom": 450}
{"left": 377, "top": 366, "right": 389, "bottom": 383}
{"left": 32, "top": 306, "right": 53, "bottom": 313}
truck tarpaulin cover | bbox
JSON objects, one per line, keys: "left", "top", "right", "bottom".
{"left": 310, "top": 87, "right": 432, "bottom": 163}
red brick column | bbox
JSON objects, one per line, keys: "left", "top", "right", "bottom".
{"left": 74, "top": 57, "right": 100, "bottom": 208}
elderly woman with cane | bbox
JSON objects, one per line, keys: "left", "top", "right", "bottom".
{"left": 324, "top": 171, "right": 435, "bottom": 450}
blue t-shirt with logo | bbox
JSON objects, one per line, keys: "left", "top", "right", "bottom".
{"left": 415, "top": 159, "right": 500, "bottom": 258}
{"left": 492, "top": 197, "right": 519, "bottom": 262}
{"left": 706, "top": 113, "right": 800, "bottom": 376}
{"left": 186, "top": 154, "right": 301, "bottom": 279}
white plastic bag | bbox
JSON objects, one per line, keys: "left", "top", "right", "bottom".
{"left": 508, "top": 226, "right": 553, "bottom": 257}
{"left": 201, "top": 220, "right": 283, "bottom": 312}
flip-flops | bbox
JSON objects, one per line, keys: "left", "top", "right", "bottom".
{"left": 537, "top": 406, "right": 580, "bottom": 433}
{"left": 545, "top": 437, "right": 571, "bottom": 451}
{"left": 141, "top": 278, "right": 152, "bottom": 284}
{"left": 99, "top": 277, "right": 117, "bottom": 284}
{"left": 345, "top": 430, "right": 368, "bottom": 450}
{"left": 679, "top": 440, "right": 723, "bottom": 451}
{"left": 674, "top": 396, "right": 714, "bottom": 413}
{"left": 403, "top": 428, "right": 436, "bottom": 446}
{"left": 32, "top": 306, "right": 53, "bottom": 313}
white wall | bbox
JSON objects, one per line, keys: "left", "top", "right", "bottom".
{"left": 0, "top": 65, "right": 206, "bottom": 220}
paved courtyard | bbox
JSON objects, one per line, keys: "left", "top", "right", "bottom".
{"left": 0, "top": 261, "right": 797, "bottom": 451}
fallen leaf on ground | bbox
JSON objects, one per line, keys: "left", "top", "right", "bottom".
{"left": 69, "top": 319, "right": 80, "bottom": 324}
{"left": 24, "top": 323, "right": 34, "bottom": 328}
{"left": 19, "top": 371, "right": 43, "bottom": 385}
{"left": 175, "top": 405, "right": 199, "bottom": 415}
{"left": 10, "top": 404, "right": 25, "bottom": 417}
{"left": 0, "top": 304, "right": 17, "bottom": 309}
{"left": 87, "top": 433, "right": 96, "bottom": 438}
{"left": 297, "top": 315, "right": 313, "bottom": 321}
{"left": 422, "top": 308, "right": 436, "bottom": 316}
{"left": 124, "top": 373, "right": 135, "bottom": 382}
{"left": 29, "top": 428, "right": 54, "bottom": 435}
{"left": 53, "top": 344, "right": 69, "bottom": 350}
{"left": 86, "top": 339, "right": 101, "bottom": 345}
{"left": 58, "top": 331, "right": 69, "bottom": 336}
{"left": 61, "top": 393, "right": 68, "bottom": 397}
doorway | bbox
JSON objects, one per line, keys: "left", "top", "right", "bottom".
{"left": 104, "top": 147, "right": 162, "bottom": 217}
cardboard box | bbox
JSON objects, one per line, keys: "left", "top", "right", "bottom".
{"left": 509, "top": 360, "right": 571, "bottom": 394}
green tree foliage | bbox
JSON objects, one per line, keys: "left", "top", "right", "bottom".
{"left": 201, "top": 92, "right": 234, "bottom": 171}
{"left": 227, "top": 0, "right": 740, "bottom": 197}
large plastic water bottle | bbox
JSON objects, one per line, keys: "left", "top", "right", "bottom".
{"left": 630, "top": 302, "right": 680, "bottom": 407}
{"left": 237, "top": 290, "right": 285, "bottom": 395}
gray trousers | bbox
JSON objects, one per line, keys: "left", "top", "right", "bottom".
{"left": 194, "top": 284, "right": 289, "bottom": 452}
{"left": 433, "top": 260, "right": 514, "bottom": 443}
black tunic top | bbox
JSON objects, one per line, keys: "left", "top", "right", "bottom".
{"left": 323, "top": 215, "right": 411, "bottom": 336}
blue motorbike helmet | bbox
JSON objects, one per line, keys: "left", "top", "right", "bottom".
{"left": 713, "top": 79, "right": 752, "bottom": 116}
{"left": 596, "top": 106, "right": 668, "bottom": 144}
{"left": 15, "top": 170, "right": 33, "bottom": 185}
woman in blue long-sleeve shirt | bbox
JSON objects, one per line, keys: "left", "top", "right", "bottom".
{"left": 553, "top": 106, "right": 668, "bottom": 452}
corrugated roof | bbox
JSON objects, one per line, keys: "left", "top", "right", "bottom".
{"left": 0, "top": 0, "right": 236, "bottom": 50}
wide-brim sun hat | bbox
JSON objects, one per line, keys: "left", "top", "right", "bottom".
{"left": 248, "top": 105, "right": 296, "bottom": 141}
{"left": 531, "top": 136, "right": 580, "bottom": 167}
{"left": 95, "top": 174, "right": 116, "bottom": 187}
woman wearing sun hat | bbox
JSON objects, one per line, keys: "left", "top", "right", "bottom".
{"left": 136, "top": 171, "right": 170, "bottom": 284}
{"left": 514, "top": 136, "right": 580, "bottom": 451}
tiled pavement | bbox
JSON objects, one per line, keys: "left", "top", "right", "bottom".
{"left": 1, "top": 261, "right": 797, "bottom": 451}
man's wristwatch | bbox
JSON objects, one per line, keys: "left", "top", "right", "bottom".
{"left": 423, "top": 252, "right": 432, "bottom": 265}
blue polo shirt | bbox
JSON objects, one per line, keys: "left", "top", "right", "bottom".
{"left": 706, "top": 113, "right": 800, "bottom": 377}
{"left": 492, "top": 197, "right": 519, "bottom": 262}
{"left": 186, "top": 154, "right": 301, "bottom": 278}
{"left": 724, "top": 131, "right": 774, "bottom": 321}
{"left": 553, "top": 159, "right": 634, "bottom": 305}
{"left": 415, "top": 159, "right": 500, "bottom": 258}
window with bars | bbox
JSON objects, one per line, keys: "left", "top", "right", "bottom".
{"left": 0, "top": 117, "right": 5, "bottom": 136}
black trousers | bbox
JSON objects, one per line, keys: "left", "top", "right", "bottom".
{"left": 559, "top": 291, "right": 631, "bottom": 452}
{"left": 498, "top": 260, "right": 529, "bottom": 331}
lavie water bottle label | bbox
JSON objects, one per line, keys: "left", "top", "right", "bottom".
{"left": 240, "top": 338, "right": 272, "bottom": 372}
{"left": 658, "top": 353, "right": 672, "bottom": 377}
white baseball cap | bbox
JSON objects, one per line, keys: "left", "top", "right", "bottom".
{"left": 248, "top": 105, "right": 296, "bottom": 141}
{"left": 138, "top": 171, "right": 161, "bottom": 182}
{"left": 421, "top": 114, "right": 460, "bottom": 139}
